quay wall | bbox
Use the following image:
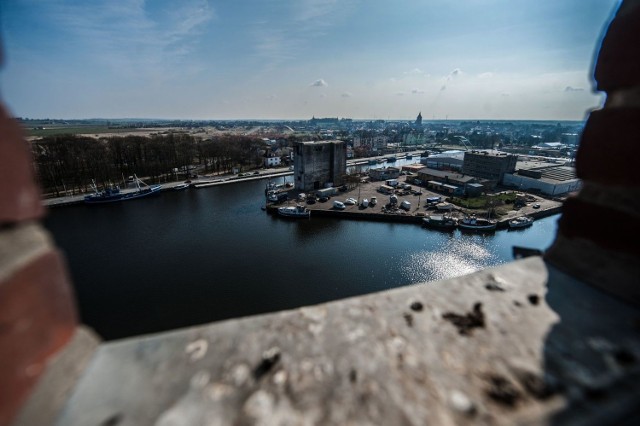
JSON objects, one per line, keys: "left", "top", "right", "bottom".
{"left": 268, "top": 203, "right": 563, "bottom": 229}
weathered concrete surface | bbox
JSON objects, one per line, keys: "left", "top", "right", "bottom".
{"left": 48, "top": 257, "right": 640, "bottom": 425}
{"left": 12, "top": 327, "right": 100, "bottom": 426}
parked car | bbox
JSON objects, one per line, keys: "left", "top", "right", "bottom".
{"left": 333, "top": 200, "right": 346, "bottom": 210}
{"left": 532, "top": 203, "right": 541, "bottom": 209}
{"left": 318, "top": 196, "right": 329, "bottom": 203}
{"left": 344, "top": 198, "right": 357, "bottom": 205}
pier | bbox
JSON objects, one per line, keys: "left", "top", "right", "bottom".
{"left": 267, "top": 179, "right": 563, "bottom": 229}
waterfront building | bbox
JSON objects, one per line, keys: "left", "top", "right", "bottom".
{"left": 503, "top": 165, "right": 581, "bottom": 196}
{"left": 462, "top": 150, "right": 517, "bottom": 185}
{"left": 293, "top": 140, "right": 347, "bottom": 191}
{"left": 420, "top": 150, "right": 465, "bottom": 170}
{"left": 369, "top": 167, "right": 400, "bottom": 181}
{"left": 263, "top": 152, "right": 281, "bottom": 168}
{"left": 416, "top": 167, "right": 482, "bottom": 195}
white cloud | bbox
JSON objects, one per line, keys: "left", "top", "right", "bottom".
{"left": 39, "top": 0, "right": 215, "bottom": 78}
{"left": 440, "top": 68, "right": 463, "bottom": 91}
{"left": 404, "top": 68, "right": 427, "bottom": 76}
{"left": 448, "top": 68, "right": 462, "bottom": 78}
{"left": 311, "top": 79, "right": 328, "bottom": 87}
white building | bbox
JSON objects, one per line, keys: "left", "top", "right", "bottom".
{"left": 503, "top": 165, "right": 581, "bottom": 196}
{"left": 420, "top": 150, "right": 465, "bottom": 170}
{"left": 264, "top": 152, "right": 281, "bottom": 168}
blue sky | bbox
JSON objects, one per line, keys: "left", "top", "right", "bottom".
{"left": 1, "top": 0, "right": 620, "bottom": 120}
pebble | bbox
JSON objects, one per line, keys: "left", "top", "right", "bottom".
{"left": 449, "top": 390, "right": 475, "bottom": 415}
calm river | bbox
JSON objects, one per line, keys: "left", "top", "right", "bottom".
{"left": 45, "top": 175, "right": 559, "bottom": 340}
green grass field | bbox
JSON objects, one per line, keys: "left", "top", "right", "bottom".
{"left": 26, "top": 126, "right": 137, "bottom": 137}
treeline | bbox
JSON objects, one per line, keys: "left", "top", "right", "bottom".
{"left": 32, "top": 133, "right": 268, "bottom": 197}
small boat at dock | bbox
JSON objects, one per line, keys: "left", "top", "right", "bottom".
{"left": 173, "top": 183, "right": 190, "bottom": 190}
{"left": 84, "top": 176, "right": 162, "bottom": 204}
{"left": 277, "top": 204, "right": 311, "bottom": 218}
{"left": 423, "top": 214, "right": 457, "bottom": 230}
{"left": 509, "top": 216, "right": 534, "bottom": 229}
{"left": 458, "top": 215, "right": 497, "bottom": 232}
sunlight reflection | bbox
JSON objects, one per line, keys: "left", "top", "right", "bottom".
{"left": 403, "top": 236, "right": 501, "bottom": 283}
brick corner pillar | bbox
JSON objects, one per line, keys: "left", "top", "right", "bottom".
{"left": 544, "top": 0, "right": 640, "bottom": 305}
{"left": 0, "top": 104, "right": 79, "bottom": 425}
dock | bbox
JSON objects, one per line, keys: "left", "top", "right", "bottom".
{"left": 267, "top": 180, "right": 563, "bottom": 229}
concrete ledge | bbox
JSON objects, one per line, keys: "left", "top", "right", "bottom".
{"left": 47, "top": 258, "right": 640, "bottom": 425}
{"left": 13, "top": 327, "right": 101, "bottom": 426}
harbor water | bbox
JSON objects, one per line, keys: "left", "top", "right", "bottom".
{"left": 45, "top": 176, "right": 560, "bottom": 340}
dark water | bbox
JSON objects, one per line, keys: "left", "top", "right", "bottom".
{"left": 45, "top": 177, "right": 559, "bottom": 340}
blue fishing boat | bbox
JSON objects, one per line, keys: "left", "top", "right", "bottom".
{"left": 84, "top": 176, "right": 162, "bottom": 204}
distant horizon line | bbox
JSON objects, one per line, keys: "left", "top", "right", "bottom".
{"left": 18, "top": 117, "right": 587, "bottom": 123}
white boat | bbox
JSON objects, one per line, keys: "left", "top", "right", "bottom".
{"left": 509, "top": 216, "right": 534, "bottom": 229}
{"left": 277, "top": 204, "right": 310, "bottom": 218}
{"left": 458, "top": 215, "right": 497, "bottom": 231}
{"left": 173, "top": 183, "right": 190, "bottom": 190}
{"left": 423, "top": 214, "right": 457, "bottom": 230}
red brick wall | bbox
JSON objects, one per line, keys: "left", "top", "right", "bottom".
{"left": 0, "top": 105, "right": 78, "bottom": 426}
{"left": 545, "top": 0, "right": 640, "bottom": 304}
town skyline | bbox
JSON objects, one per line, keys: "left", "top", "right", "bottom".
{"left": 2, "top": 0, "right": 620, "bottom": 121}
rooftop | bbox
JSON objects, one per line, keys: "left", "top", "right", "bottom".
{"left": 418, "top": 167, "right": 477, "bottom": 183}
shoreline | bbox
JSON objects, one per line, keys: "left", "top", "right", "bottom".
{"left": 267, "top": 203, "right": 562, "bottom": 229}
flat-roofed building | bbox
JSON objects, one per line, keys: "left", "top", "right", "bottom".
{"left": 369, "top": 167, "right": 400, "bottom": 181}
{"left": 420, "top": 150, "right": 465, "bottom": 170}
{"left": 503, "top": 165, "right": 581, "bottom": 196}
{"left": 401, "top": 164, "right": 426, "bottom": 174}
{"left": 416, "top": 167, "right": 477, "bottom": 187}
{"left": 416, "top": 167, "right": 484, "bottom": 195}
{"left": 462, "top": 150, "right": 517, "bottom": 184}
{"left": 294, "top": 140, "right": 347, "bottom": 191}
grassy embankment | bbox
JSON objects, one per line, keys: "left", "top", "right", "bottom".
{"left": 449, "top": 192, "right": 518, "bottom": 216}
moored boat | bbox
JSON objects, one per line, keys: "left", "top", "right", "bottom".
{"left": 423, "top": 214, "right": 457, "bottom": 230}
{"left": 277, "top": 204, "right": 311, "bottom": 218}
{"left": 84, "top": 176, "right": 162, "bottom": 204}
{"left": 509, "top": 216, "right": 534, "bottom": 229}
{"left": 458, "top": 215, "right": 497, "bottom": 231}
{"left": 173, "top": 182, "right": 190, "bottom": 190}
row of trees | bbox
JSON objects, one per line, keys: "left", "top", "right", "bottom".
{"left": 32, "top": 133, "right": 268, "bottom": 197}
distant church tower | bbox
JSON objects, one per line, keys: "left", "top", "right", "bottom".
{"left": 415, "top": 112, "right": 423, "bottom": 127}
